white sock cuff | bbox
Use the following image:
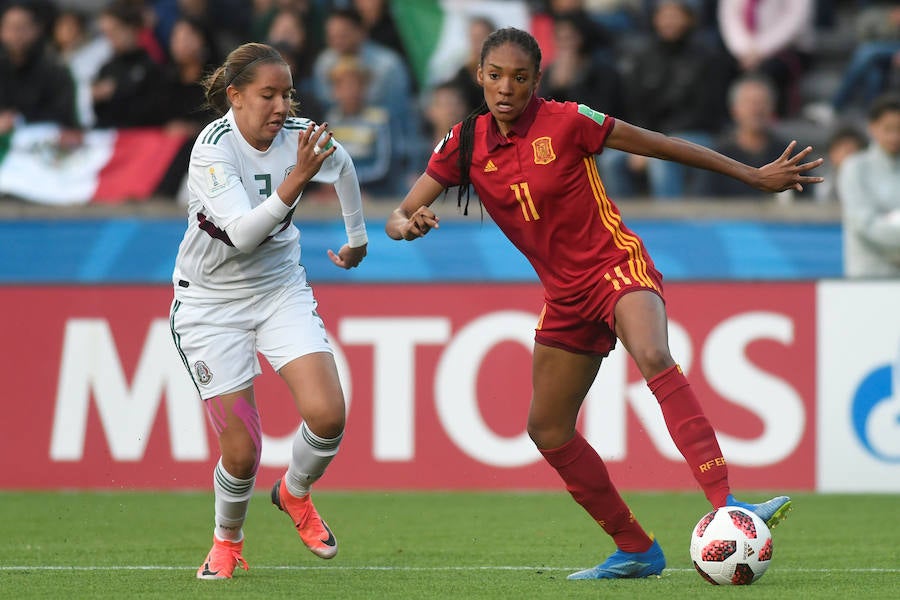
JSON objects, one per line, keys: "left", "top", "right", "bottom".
{"left": 300, "top": 421, "right": 343, "bottom": 454}
{"left": 213, "top": 459, "right": 256, "bottom": 502}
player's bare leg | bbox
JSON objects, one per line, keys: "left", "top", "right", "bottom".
{"left": 198, "top": 387, "right": 259, "bottom": 579}
{"left": 615, "top": 290, "right": 791, "bottom": 528}
{"left": 271, "top": 352, "right": 345, "bottom": 559}
{"left": 529, "top": 343, "right": 664, "bottom": 579}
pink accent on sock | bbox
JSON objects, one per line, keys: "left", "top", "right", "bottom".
{"left": 648, "top": 365, "right": 731, "bottom": 508}
{"left": 233, "top": 396, "right": 262, "bottom": 472}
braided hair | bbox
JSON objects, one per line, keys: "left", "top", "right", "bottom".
{"left": 451, "top": 27, "right": 542, "bottom": 215}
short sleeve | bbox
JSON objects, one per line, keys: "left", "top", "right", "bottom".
{"left": 572, "top": 103, "right": 616, "bottom": 156}
{"left": 425, "top": 122, "right": 462, "bottom": 188}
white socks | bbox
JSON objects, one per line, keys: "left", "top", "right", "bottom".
{"left": 284, "top": 421, "right": 343, "bottom": 498}
{"left": 212, "top": 459, "right": 255, "bottom": 542}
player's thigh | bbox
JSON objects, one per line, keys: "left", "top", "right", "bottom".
{"left": 170, "top": 298, "right": 260, "bottom": 399}
{"left": 256, "top": 283, "right": 333, "bottom": 370}
{"left": 529, "top": 342, "right": 602, "bottom": 448}
{"left": 279, "top": 353, "right": 345, "bottom": 437}
{"left": 613, "top": 289, "right": 674, "bottom": 378}
{"left": 255, "top": 285, "right": 345, "bottom": 435}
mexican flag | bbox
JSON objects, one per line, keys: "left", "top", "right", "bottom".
{"left": 391, "top": 0, "right": 532, "bottom": 89}
{"left": 0, "top": 124, "right": 187, "bottom": 205}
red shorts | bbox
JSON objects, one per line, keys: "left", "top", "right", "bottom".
{"left": 534, "top": 262, "right": 664, "bottom": 357}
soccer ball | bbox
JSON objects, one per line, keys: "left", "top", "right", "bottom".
{"left": 689, "top": 506, "right": 773, "bottom": 585}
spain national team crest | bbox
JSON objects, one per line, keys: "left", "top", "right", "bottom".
{"left": 194, "top": 361, "right": 213, "bottom": 386}
{"left": 532, "top": 137, "right": 556, "bottom": 165}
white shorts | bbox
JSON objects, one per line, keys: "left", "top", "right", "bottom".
{"left": 170, "top": 282, "right": 333, "bottom": 399}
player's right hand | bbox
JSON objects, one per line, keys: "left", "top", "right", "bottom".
{"left": 402, "top": 206, "right": 439, "bottom": 240}
{"left": 293, "top": 122, "right": 335, "bottom": 183}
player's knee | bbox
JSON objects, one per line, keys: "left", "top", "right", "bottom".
{"left": 632, "top": 346, "right": 675, "bottom": 378}
{"left": 305, "top": 411, "right": 346, "bottom": 440}
{"left": 221, "top": 448, "right": 259, "bottom": 479}
{"left": 527, "top": 418, "right": 571, "bottom": 450}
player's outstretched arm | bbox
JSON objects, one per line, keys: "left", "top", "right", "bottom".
{"left": 605, "top": 120, "right": 824, "bottom": 194}
{"left": 386, "top": 173, "right": 444, "bottom": 241}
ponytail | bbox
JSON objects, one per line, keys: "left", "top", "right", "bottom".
{"left": 203, "top": 65, "right": 230, "bottom": 117}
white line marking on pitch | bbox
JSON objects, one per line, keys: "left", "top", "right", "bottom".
{"left": 1, "top": 566, "right": 898, "bottom": 573}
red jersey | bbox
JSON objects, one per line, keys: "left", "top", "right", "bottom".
{"left": 426, "top": 96, "right": 660, "bottom": 304}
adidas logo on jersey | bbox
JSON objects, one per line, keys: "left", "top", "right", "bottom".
{"left": 483, "top": 160, "right": 498, "bottom": 173}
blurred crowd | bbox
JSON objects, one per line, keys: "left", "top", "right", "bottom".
{"left": 0, "top": 0, "right": 898, "bottom": 203}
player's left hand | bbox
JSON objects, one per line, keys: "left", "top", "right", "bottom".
{"left": 755, "top": 141, "right": 825, "bottom": 193}
{"left": 328, "top": 243, "right": 367, "bottom": 269}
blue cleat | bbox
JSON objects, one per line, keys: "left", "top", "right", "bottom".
{"left": 726, "top": 494, "right": 792, "bottom": 528}
{"left": 567, "top": 538, "right": 666, "bottom": 580}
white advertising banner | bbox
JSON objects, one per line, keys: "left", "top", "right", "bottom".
{"left": 817, "top": 280, "right": 900, "bottom": 492}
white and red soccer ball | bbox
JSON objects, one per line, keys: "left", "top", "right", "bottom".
{"left": 690, "top": 506, "right": 773, "bottom": 585}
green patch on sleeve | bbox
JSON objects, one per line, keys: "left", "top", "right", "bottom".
{"left": 577, "top": 104, "right": 607, "bottom": 125}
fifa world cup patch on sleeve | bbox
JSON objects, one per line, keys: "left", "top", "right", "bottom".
{"left": 577, "top": 104, "right": 606, "bottom": 125}
{"left": 205, "top": 163, "right": 233, "bottom": 197}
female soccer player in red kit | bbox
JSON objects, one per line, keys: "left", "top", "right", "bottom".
{"left": 386, "top": 27, "right": 823, "bottom": 580}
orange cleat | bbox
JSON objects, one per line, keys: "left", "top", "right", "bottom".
{"left": 271, "top": 478, "right": 338, "bottom": 559}
{"left": 196, "top": 536, "right": 249, "bottom": 580}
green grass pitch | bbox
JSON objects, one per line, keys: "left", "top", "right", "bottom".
{"left": 1, "top": 491, "right": 897, "bottom": 598}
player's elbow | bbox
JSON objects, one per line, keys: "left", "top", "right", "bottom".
{"left": 231, "top": 239, "right": 257, "bottom": 254}
{"left": 225, "top": 222, "right": 263, "bottom": 254}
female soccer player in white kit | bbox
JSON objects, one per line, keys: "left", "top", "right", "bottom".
{"left": 168, "top": 42, "right": 368, "bottom": 579}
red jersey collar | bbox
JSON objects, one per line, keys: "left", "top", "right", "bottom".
{"left": 486, "top": 95, "right": 542, "bottom": 151}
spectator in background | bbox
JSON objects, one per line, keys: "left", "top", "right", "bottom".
{"left": 601, "top": 0, "right": 730, "bottom": 199}
{"left": 445, "top": 15, "right": 495, "bottom": 115}
{"left": 326, "top": 57, "right": 397, "bottom": 197}
{"left": 162, "top": 15, "right": 218, "bottom": 133}
{"left": 155, "top": 15, "right": 219, "bottom": 199}
{"left": 312, "top": 7, "right": 418, "bottom": 190}
{"left": 839, "top": 93, "right": 900, "bottom": 277}
{"left": 53, "top": 8, "right": 112, "bottom": 129}
{"left": 582, "top": 0, "right": 644, "bottom": 33}
{"left": 92, "top": 0, "right": 167, "bottom": 128}
{"left": 814, "top": 123, "right": 867, "bottom": 203}
{"left": 0, "top": 1, "right": 77, "bottom": 134}
{"left": 807, "top": 2, "right": 900, "bottom": 125}
{"left": 531, "top": 0, "right": 642, "bottom": 57}
{"left": 538, "top": 9, "right": 622, "bottom": 114}
{"left": 250, "top": 0, "right": 325, "bottom": 51}
{"left": 698, "top": 74, "right": 793, "bottom": 198}
{"left": 312, "top": 7, "right": 410, "bottom": 115}
{"left": 717, "top": 0, "right": 815, "bottom": 118}
{"left": 352, "top": 0, "right": 409, "bottom": 77}
{"left": 173, "top": 0, "right": 251, "bottom": 52}
{"left": 423, "top": 81, "right": 468, "bottom": 148}
{"left": 266, "top": 8, "right": 318, "bottom": 101}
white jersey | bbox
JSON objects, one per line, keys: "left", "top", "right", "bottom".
{"left": 172, "top": 109, "right": 367, "bottom": 301}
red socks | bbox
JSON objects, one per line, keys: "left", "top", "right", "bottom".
{"left": 648, "top": 365, "right": 730, "bottom": 508}
{"left": 540, "top": 432, "right": 652, "bottom": 552}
